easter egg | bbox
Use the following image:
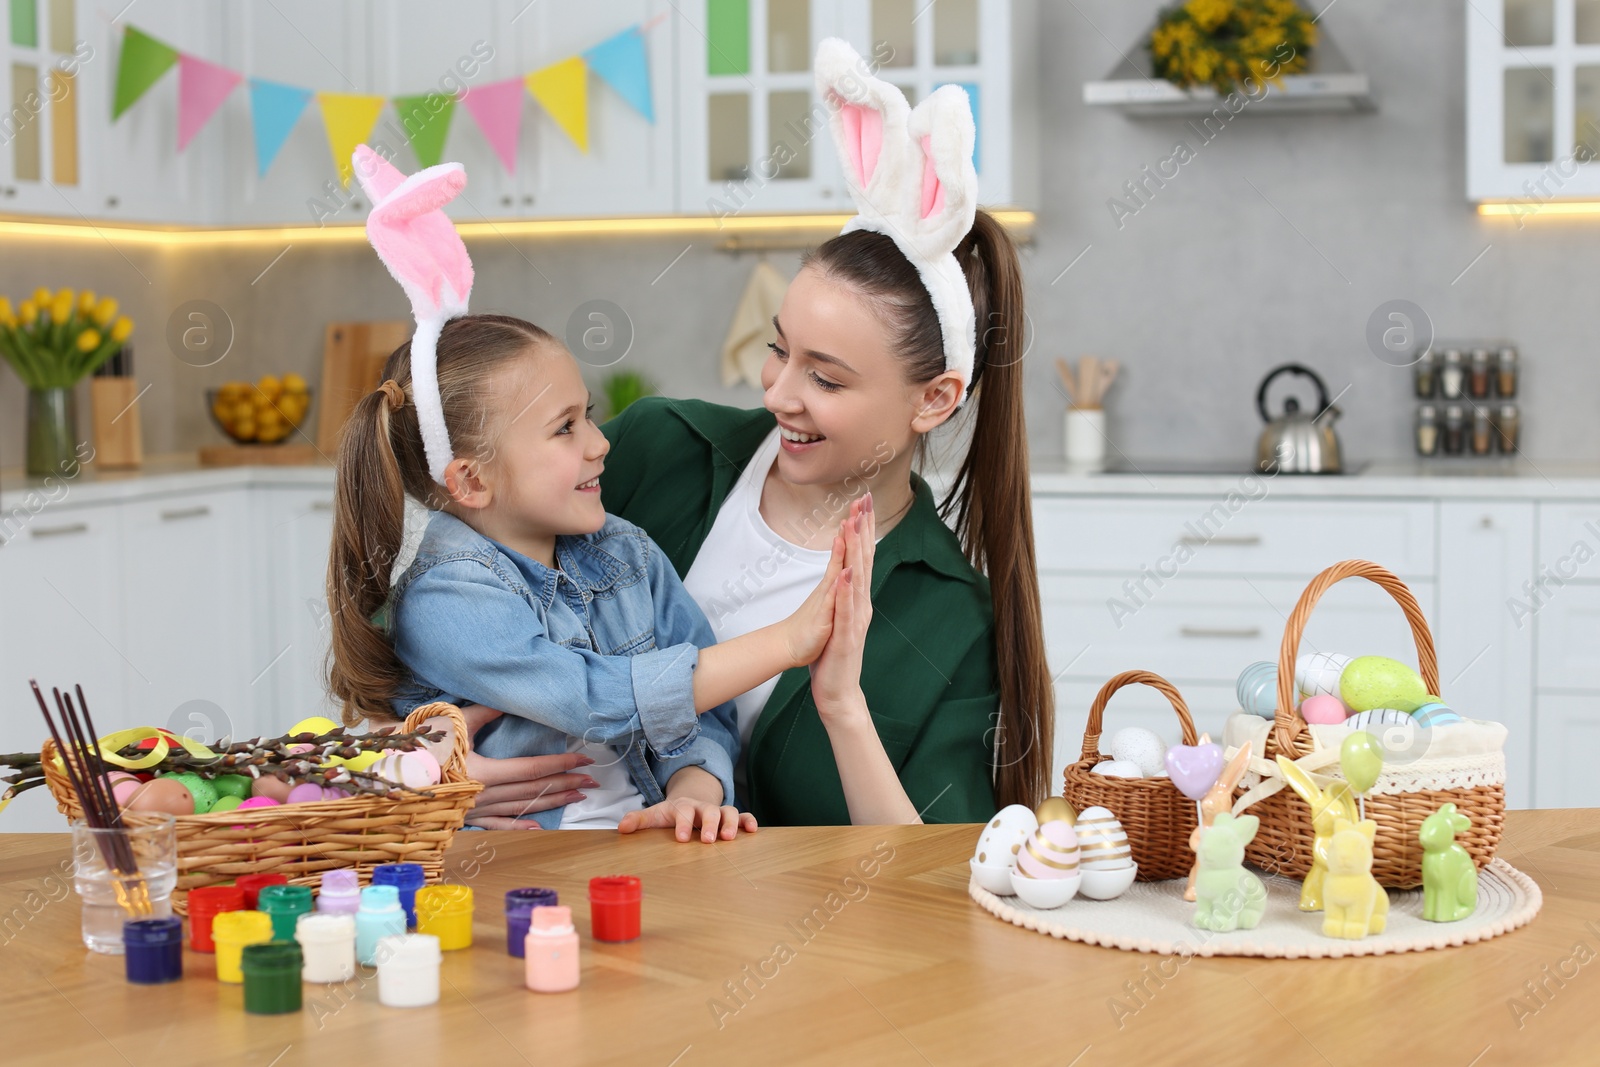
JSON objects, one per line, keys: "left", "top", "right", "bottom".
{"left": 208, "top": 795, "right": 244, "bottom": 814}
{"left": 289, "top": 716, "right": 340, "bottom": 737}
{"left": 125, "top": 777, "right": 195, "bottom": 816}
{"left": 321, "top": 785, "right": 349, "bottom": 801}
{"left": 102, "top": 771, "right": 142, "bottom": 805}
{"left": 251, "top": 775, "right": 293, "bottom": 802}
{"left": 373, "top": 750, "right": 442, "bottom": 789}
{"left": 1236, "top": 661, "right": 1279, "bottom": 719}
{"left": 1015, "top": 820, "right": 1080, "bottom": 881}
{"left": 213, "top": 774, "right": 252, "bottom": 799}
{"left": 1296, "top": 652, "right": 1351, "bottom": 700}
{"left": 1299, "top": 694, "right": 1349, "bottom": 725}
{"left": 972, "top": 804, "right": 1038, "bottom": 868}
{"left": 1345, "top": 707, "right": 1412, "bottom": 731}
{"left": 235, "top": 796, "right": 280, "bottom": 812}
{"left": 1074, "top": 806, "right": 1133, "bottom": 871}
{"left": 1090, "top": 759, "right": 1143, "bottom": 779}
{"left": 1412, "top": 702, "right": 1463, "bottom": 728}
{"left": 1340, "top": 656, "right": 1430, "bottom": 713}
{"left": 338, "top": 750, "right": 384, "bottom": 774}
{"left": 285, "top": 783, "right": 327, "bottom": 804}
{"left": 167, "top": 772, "right": 219, "bottom": 813}
{"left": 1109, "top": 727, "right": 1166, "bottom": 778}
{"left": 1034, "top": 796, "right": 1077, "bottom": 828}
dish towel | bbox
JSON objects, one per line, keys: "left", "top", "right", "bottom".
{"left": 720, "top": 259, "right": 789, "bottom": 388}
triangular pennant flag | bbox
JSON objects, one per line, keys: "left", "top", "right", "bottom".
{"left": 176, "top": 53, "right": 242, "bottom": 151}
{"left": 393, "top": 92, "right": 457, "bottom": 169}
{"left": 316, "top": 92, "right": 386, "bottom": 185}
{"left": 249, "top": 78, "right": 313, "bottom": 176}
{"left": 458, "top": 77, "right": 525, "bottom": 174}
{"left": 526, "top": 57, "right": 589, "bottom": 152}
{"left": 112, "top": 26, "right": 179, "bottom": 119}
{"left": 583, "top": 25, "right": 653, "bottom": 122}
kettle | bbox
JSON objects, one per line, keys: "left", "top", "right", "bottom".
{"left": 1255, "top": 363, "right": 1343, "bottom": 474}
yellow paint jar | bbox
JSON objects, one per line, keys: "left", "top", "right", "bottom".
{"left": 213, "top": 910, "right": 273, "bottom": 983}
{"left": 414, "top": 884, "right": 473, "bottom": 951}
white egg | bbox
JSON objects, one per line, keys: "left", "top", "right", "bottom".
{"left": 1090, "top": 759, "right": 1143, "bottom": 779}
{"left": 1074, "top": 806, "right": 1134, "bottom": 871}
{"left": 1296, "top": 652, "right": 1351, "bottom": 700}
{"left": 1345, "top": 707, "right": 1411, "bottom": 730}
{"left": 1108, "top": 727, "right": 1167, "bottom": 777}
{"left": 971, "top": 804, "right": 1038, "bottom": 870}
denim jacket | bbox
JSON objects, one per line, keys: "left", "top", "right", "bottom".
{"left": 387, "top": 509, "right": 740, "bottom": 829}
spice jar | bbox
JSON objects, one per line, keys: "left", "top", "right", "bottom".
{"left": 1471, "top": 406, "right": 1493, "bottom": 454}
{"left": 1412, "top": 348, "right": 1437, "bottom": 397}
{"left": 1497, "top": 346, "right": 1519, "bottom": 397}
{"left": 1443, "top": 404, "right": 1467, "bottom": 455}
{"left": 1495, "top": 403, "right": 1521, "bottom": 453}
{"left": 1469, "top": 348, "right": 1492, "bottom": 399}
{"left": 1440, "top": 349, "right": 1465, "bottom": 400}
{"left": 1415, "top": 404, "right": 1440, "bottom": 456}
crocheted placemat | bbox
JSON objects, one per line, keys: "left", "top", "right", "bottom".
{"left": 969, "top": 859, "right": 1541, "bottom": 958}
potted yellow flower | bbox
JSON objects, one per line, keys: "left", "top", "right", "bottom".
{"left": 0, "top": 288, "right": 134, "bottom": 476}
{"left": 1149, "top": 0, "right": 1316, "bottom": 95}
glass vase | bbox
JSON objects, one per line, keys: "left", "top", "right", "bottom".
{"left": 25, "top": 386, "right": 77, "bottom": 478}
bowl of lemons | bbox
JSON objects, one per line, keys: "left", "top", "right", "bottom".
{"left": 208, "top": 374, "right": 312, "bottom": 444}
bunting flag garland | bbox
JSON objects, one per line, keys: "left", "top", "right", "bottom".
{"left": 111, "top": 18, "right": 658, "bottom": 181}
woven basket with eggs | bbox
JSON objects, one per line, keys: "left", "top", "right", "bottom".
{"left": 43, "top": 702, "right": 483, "bottom": 914}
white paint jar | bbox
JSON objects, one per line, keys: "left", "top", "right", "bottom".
{"left": 376, "top": 933, "right": 441, "bottom": 1008}
{"left": 295, "top": 912, "right": 356, "bottom": 984}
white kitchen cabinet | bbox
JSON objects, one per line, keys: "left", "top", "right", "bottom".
{"left": 1531, "top": 692, "right": 1600, "bottom": 807}
{"left": 260, "top": 486, "right": 340, "bottom": 725}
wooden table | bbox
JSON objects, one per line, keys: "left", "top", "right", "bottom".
{"left": 0, "top": 809, "right": 1596, "bottom": 1066}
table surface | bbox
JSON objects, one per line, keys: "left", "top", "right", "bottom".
{"left": 0, "top": 809, "right": 1596, "bottom": 1066}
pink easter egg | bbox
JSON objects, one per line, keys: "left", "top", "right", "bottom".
{"left": 1015, "top": 822, "right": 1080, "bottom": 881}
{"left": 235, "top": 796, "right": 280, "bottom": 811}
{"left": 398, "top": 750, "right": 442, "bottom": 788}
{"left": 285, "top": 783, "right": 326, "bottom": 804}
{"left": 1300, "top": 694, "right": 1349, "bottom": 725}
{"left": 321, "top": 785, "right": 348, "bottom": 801}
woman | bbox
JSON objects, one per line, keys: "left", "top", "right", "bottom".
{"left": 463, "top": 41, "right": 1053, "bottom": 830}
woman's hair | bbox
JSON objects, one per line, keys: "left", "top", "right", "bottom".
{"left": 801, "top": 209, "right": 1054, "bottom": 810}
{"left": 325, "top": 313, "right": 557, "bottom": 727}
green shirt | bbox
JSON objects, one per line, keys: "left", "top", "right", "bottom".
{"left": 600, "top": 397, "right": 998, "bottom": 825}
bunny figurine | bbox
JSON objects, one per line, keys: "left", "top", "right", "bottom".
{"left": 1420, "top": 802, "right": 1478, "bottom": 922}
{"left": 1185, "top": 741, "right": 1252, "bottom": 901}
{"left": 1276, "top": 755, "right": 1359, "bottom": 912}
{"left": 1192, "top": 812, "right": 1267, "bottom": 933}
{"left": 1321, "top": 817, "right": 1389, "bottom": 940}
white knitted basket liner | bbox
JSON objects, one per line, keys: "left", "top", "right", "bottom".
{"left": 969, "top": 858, "right": 1540, "bottom": 958}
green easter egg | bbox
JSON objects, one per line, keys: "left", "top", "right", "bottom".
{"left": 1340, "top": 655, "right": 1429, "bottom": 713}
{"left": 208, "top": 794, "right": 244, "bottom": 814}
{"left": 213, "top": 774, "right": 252, "bottom": 799}
{"left": 1340, "top": 730, "right": 1384, "bottom": 794}
{"left": 169, "top": 771, "right": 219, "bottom": 813}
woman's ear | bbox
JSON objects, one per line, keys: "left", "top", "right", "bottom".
{"left": 442, "top": 456, "right": 492, "bottom": 510}
{"left": 910, "top": 371, "right": 964, "bottom": 434}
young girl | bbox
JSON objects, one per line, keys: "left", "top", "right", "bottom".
{"left": 324, "top": 150, "right": 865, "bottom": 837}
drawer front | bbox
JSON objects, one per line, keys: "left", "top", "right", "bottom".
{"left": 1033, "top": 497, "right": 1436, "bottom": 578}
{"left": 1537, "top": 502, "right": 1600, "bottom": 582}
{"left": 1535, "top": 583, "right": 1600, "bottom": 689}
{"left": 1042, "top": 574, "right": 1439, "bottom": 688}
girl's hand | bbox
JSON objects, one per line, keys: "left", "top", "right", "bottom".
{"left": 616, "top": 796, "right": 758, "bottom": 842}
{"left": 458, "top": 705, "right": 600, "bottom": 829}
{"left": 811, "top": 494, "right": 875, "bottom": 715}
{"left": 778, "top": 526, "right": 847, "bottom": 666}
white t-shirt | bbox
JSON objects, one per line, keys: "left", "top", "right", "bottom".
{"left": 557, "top": 737, "right": 645, "bottom": 829}
{"left": 682, "top": 428, "right": 836, "bottom": 792}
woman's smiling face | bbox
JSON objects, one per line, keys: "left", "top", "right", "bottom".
{"left": 761, "top": 265, "right": 960, "bottom": 487}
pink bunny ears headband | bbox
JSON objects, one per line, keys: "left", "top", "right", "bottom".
{"left": 815, "top": 38, "right": 979, "bottom": 405}
{"left": 354, "top": 144, "right": 475, "bottom": 486}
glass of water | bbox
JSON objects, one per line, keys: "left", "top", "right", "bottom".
{"left": 71, "top": 815, "right": 178, "bottom": 954}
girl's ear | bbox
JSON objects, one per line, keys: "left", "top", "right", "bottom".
{"left": 910, "top": 370, "right": 964, "bottom": 434}
{"left": 442, "top": 455, "right": 492, "bottom": 510}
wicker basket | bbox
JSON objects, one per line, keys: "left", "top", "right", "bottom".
{"left": 1061, "top": 670, "right": 1202, "bottom": 882}
{"left": 44, "top": 702, "right": 484, "bottom": 914}
{"left": 1239, "top": 560, "right": 1506, "bottom": 888}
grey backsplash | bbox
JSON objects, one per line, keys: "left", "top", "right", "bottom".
{"left": 3, "top": 1, "right": 1596, "bottom": 474}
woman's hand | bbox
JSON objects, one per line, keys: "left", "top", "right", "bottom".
{"left": 811, "top": 494, "right": 875, "bottom": 716}
{"left": 778, "top": 526, "right": 847, "bottom": 666}
{"left": 458, "top": 705, "right": 600, "bottom": 829}
{"left": 617, "top": 765, "right": 757, "bottom": 843}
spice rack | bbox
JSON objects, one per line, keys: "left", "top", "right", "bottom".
{"left": 1409, "top": 344, "right": 1521, "bottom": 458}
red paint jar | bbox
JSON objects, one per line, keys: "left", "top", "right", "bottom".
{"left": 187, "top": 885, "right": 247, "bottom": 952}
{"left": 235, "top": 873, "right": 289, "bottom": 910}
{"left": 587, "top": 876, "right": 642, "bottom": 942}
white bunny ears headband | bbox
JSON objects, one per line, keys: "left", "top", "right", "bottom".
{"left": 815, "top": 38, "right": 980, "bottom": 405}
{"left": 353, "top": 144, "right": 475, "bottom": 486}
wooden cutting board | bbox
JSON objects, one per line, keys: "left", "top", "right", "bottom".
{"left": 315, "top": 321, "right": 411, "bottom": 454}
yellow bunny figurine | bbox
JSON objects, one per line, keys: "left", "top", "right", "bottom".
{"left": 1184, "top": 741, "right": 1252, "bottom": 902}
{"left": 1321, "top": 817, "right": 1389, "bottom": 940}
{"left": 1276, "top": 755, "right": 1359, "bottom": 912}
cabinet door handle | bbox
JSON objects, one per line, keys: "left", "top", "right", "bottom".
{"left": 1177, "top": 534, "right": 1262, "bottom": 547}
{"left": 1180, "top": 625, "right": 1262, "bottom": 639}
{"left": 160, "top": 505, "right": 211, "bottom": 522}
{"left": 32, "top": 522, "right": 89, "bottom": 538}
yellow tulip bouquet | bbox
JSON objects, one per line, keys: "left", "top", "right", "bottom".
{"left": 1149, "top": 0, "right": 1315, "bottom": 95}
{"left": 0, "top": 287, "right": 135, "bottom": 389}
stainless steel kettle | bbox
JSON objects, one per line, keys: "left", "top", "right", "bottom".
{"left": 1255, "top": 363, "right": 1343, "bottom": 474}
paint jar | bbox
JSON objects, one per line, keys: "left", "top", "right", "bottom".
{"left": 242, "top": 941, "right": 304, "bottom": 1014}
{"left": 588, "top": 876, "right": 642, "bottom": 943}
{"left": 415, "top": 884, "right": 473, "bottom": 950}
{"left": 317, "top": 869, "right": 362, "bottom": 915}
{"left": 376, "top": 933, "right": 441, "bottom": 1008}
{"left": 212, "top": 910, "right": 274, "bottom": 984}
{"left": 356, "top": 884, "right": 407, "bottom": 966}
{"left": 370, "top": 863, "right": 426, "bottom": 927}
{"left": 524, "top": 905, "right": 580, "bottom": 993}
{"left": 296, "top": 911, "right": 357, "bottom": 984}
{"left": 123, "top": 916, "right": 183, "bottom": 984}
{"left": 234, "top": 873, "right": 288, "bottom": 910}
{"left": 186, "top": 885, "right": 246, "bottom": 953}
{"left": 505, "top": 888, "right": 559, "bottom": 957}
{"left": 257, "top": 883, "right": 314, "bottom": 940}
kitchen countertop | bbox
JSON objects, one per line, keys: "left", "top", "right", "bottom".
{"left": 6, "top": 452, "right": 1600, "bottom": 510}
{"left": 0, "top": 811, "right": 1592, "bottom": 1065}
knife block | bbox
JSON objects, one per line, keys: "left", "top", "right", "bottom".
{"left": 90, "top": 376, "right": 144, "bottom": 469}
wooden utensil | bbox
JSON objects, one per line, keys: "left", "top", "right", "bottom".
{"left": 315, "top": 321, "right": 411, "bottom": 454}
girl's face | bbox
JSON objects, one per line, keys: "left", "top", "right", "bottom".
{"left": 761, "top": 265, "right": 961, "bottom": 487}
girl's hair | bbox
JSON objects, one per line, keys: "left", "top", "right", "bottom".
{"left": 325, "top": 313, "right": 556, "bottom": 727}
{"left": 801, "top": 209, "right": 1054, "bottom": 810}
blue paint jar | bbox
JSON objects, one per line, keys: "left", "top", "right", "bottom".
{"left": 504, "top": 887, "right": 559, "bottom": 957}
{"left": 370, "top": 863, "right": 426, "bottom": 928}
{"left": 123, "top": 916, "right": 184, "bottom": 984}
{"left": 355, "top": 884, "right": 407, "bottom": 966}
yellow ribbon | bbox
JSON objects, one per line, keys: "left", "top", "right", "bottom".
{"left": 51, "top": 727, "right": 218, "bottom": 772}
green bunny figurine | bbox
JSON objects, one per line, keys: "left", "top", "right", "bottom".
{"left": 1193, "top": 812, "right": 1267, "bottom": 933}
{"left": 1420, "top": 802, "right": 1479, "bottom": 922}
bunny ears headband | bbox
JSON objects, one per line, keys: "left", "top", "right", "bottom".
{"left": 815, "top": 38, "right": 980, "bottom": 405}
{"left": 354, "top": 144, "right": 475, "bottom": 486}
